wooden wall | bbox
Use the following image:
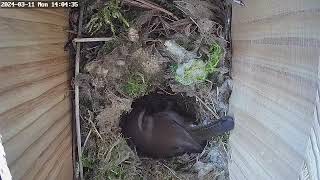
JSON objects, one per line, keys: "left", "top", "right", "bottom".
{"left": 300, "top": 60, "right": 320, "bottom": 180}
{"left": 229, "top": 0, "right": 320, "bottom": 179}
{"left": 0, "top": 9, "right": 74, "bottom": 179}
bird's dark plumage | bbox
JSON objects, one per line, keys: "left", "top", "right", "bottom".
{"left": 121, "top": 97, "right": 234, "bottom": 158}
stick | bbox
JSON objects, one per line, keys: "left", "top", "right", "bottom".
{"left": 195, "top": 95, "right": 220, "bottom": 119}
{"left": 87, "top": 111, "right": 104, "bottom": 141}
{"left": 123, "top": 0, "right": 178, "bottom": 20}
{"left": 75, "top": 4, "right": 84, "bottom": 180}
{"left": 162, "top": 163, "right": 183, "bottom": 180}
{"left": 73, "top": 37, "right": 114, "bottom": 43}
{"left": 81, "top": 129, "right": 92, "bottom": 154}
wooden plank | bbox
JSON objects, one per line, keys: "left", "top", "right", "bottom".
{"left": 0, "top": 38, "right": 67, "bottom": 48}
{"left": 232, "top": 77, "right": 313, "bottom": 134}
{"left": 233, "top": 40, "right": 318, "bottom": 75}
{"left": 235, "top": 117, "right": 300, "bottom": 175}
{"left": 232, "top": 76, "right": 314, "bottom": 123}
{"left": 0, "top": 17, "right": 66, "bottom": 40}
{"left": 0, "top": 71, "right": 70, "bottom": 114}
{"left": 228, "top": 159, "right": 246, "bottom": 180}
{"left": 55, "top": 155, "right": 74, "bottom": 180}
{"left": 0, "top": 81, "right": 69, "bottom": 142}
{"left": 34, "top": 136, "right": 72, "bottom": 180}
{"left": 36, "top": 9, "right": 68, "bottom": 17}
{"left": 231, "top": 81, "right": 310, "bottom": 153}
{"left": 8, "top": 114, "right": 71, "bottom": 179}
{"left": 0, "top": 43, "right": 67, "bottom": 68}
{"left": 4, "top": 98, "right": 71, "bottom": 165}
{"left": 233, "top": 6, "right": 320, "bottom": 40}
{"left": 229, "top": 3, "right": 319, "bottom": 175}
{"left": 232, "top": 56, "right": 317, "bottom": 105}
{"left": 233, "top": 126, "right": 298, "bottom": 179}
{"left": 0, "top": 56, "right": 69, "bottom": 93}
{"left": 232, "top": 0, "right": 320, "bottom": 24}
{"left": 0, "top": 9, "right": 67, "bottom": 26}
{"left": 230, "top": 137, "right": 272, "bottom": 180}
{"left": 0, "top": 8, "right": 73, "bottom": 180}
{"left": 0, "top": 17, "right": 67, "bottom": 48}
{"left": 22, "top": 124, "right": 72, "bottom": 180}
{"left": 46, "top": 148, "right": 72, "bottom": 180}
{"left": 231, "top": 106, "right": 303, "bottom": 171}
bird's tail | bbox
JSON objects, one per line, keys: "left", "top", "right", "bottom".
{"left": 188, "top": 116, "right": 235, "bottom": 144}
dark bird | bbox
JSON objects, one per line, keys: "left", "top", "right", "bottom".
{"left": 121, "top": 98, "right": 234, "bottom": 158}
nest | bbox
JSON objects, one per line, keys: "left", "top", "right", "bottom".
{"left": 68, "top": 0, "right": 233, "bottom": 179}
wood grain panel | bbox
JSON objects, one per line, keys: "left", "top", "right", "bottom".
{"left": 0, "top": 14, "right": 67, "bottom": 48}
{"left": 0, "top": 9, "right": 73, "bottom": 180}
{"left": 55, "top": 156, "right": 74, "bottom": 180}
{"left": 33, "top": 131, "right": 72, "bottom": 180}
{"left": 232, "top": 10, "right": 320, "bottom": 40}
{"left": 0, "top": 17, "right": 66, "bottom": 39}
{"left": 0, "top": 56, "right": 69, "bottom": 93}
{"left": 9, "top": 115, "right": 71, "bottom": 179}
{"left": 231, "top": 107, "right": 303, "bottom": 171}
{"left": 0, "top": 71, "right": 70, "bottom": 114}
{"left": 46, "top": 148, "right": 72, "bottom": 180}
{"left": 232, "top": 0, "right": 320, "bottom": 24}
{"left": 0, "top": 43, "right": 67, "bottom": 67}
{"left": 4, "top": 98, "right": 71, "bottom": 165}
{"left": 300, "top": 61, "right": 320, "bottom": 179}
{"left": 0, "top": 9, "right": 67, "bottom": 26}
{"left": 23, "top": 123, "right": 72, "bottom": 180}
{"left": 37, "top": 9, "right": 68, "bottom": 17}
{"left": 0, "top": 81, "right": 70, "bottom": 143}
{"left": 229, "top": 1, "right": 320, "bottom": 179}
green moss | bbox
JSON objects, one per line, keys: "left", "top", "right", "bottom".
{"left": 175, "top": 60, "right": 208, "bottom": 86}
{"left": 205, "top": 42, "right": 223, "bottom": 73}
{"left": 86, "top": 0, "right": 129, "bottom": 35}
{"left": 174, "top": 42, "right": 223, "bottom": 86}
{"left": 123, "top": 73, "right": 148, "bottom": 98}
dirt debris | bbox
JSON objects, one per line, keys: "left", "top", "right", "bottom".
{"left": 68, "top": 0, "right": 233, "bottom": 179}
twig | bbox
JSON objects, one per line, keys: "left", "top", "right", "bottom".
{"left": 73, "top": 37, "right": 114, "bottom": 43}
{"left": 87, "top": 111, "right": 104, "bottom": 141}
{"left": 66, "top": 29, "right": 78, "bottom": 34}
{"left": 157, "top": 86, "right": 177, "bottom": 95}
{"left": 162, "top": 163, "right": 183, "bottom": 180}
{"left": 81, "top": 129, "right": 92, "bottom": 154}
{"left": 195, "top": 95, "right": 220, "bottom": 119}
{"left": 216, "top": 86, "right": 219, "bottom": 101}
{"left": 74, "top": 4, "right": 84, "bottom": 180}
{"left": 123, "top": 0, "right": 179, "bottom": 20}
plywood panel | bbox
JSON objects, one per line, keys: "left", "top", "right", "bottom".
{"left": 0, "top": 82, "right": 70, "bottom": 142}
{"left": 232, "top": 0, "right": 320, "bottom": 24}
{"left": 0, "top": 18, "right": 66, "bottom": 40}
{"left": 0, "top": 15, "right": 67, "bottom": 48}
{"left": 300, "top": 61, "right": 320, "bottom": 179}
{"left": 0, "top": 56, "right": 69, "bottom": 93}
{"left": 9, "top": 116, "right": 71, "bottom": 179}
{"left": 233, "top": 10, "right": 320, "bottom": 40}
{"left": 0, "top": 71, "right": 70, "bottom": 114}
{"left": 0, "top": 43, "right": 67, "bottom": 67}
{"left": 229, "top": 1, "right": 320, "bottom": 179}
{"left": 4, "top": 98, "right": 71, "bottom": 165}
{"left": 23, "top": 124, "right": 72, "bottom": 180}
{"left": 0, "top": 9, "right": 67, "bottom": 26}
{"left": 0, "top": 9, "right": 73, "bottom": 180}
